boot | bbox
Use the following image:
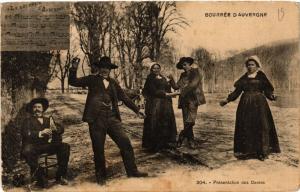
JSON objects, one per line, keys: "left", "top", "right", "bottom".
{"left": 187, "top": 139, "right": 197, "bottom": 149}
{"left": 176, "top": 130, "right": 186, "bottom": 148}
{"left": 257, "top": 154, "right": 268, "bottom": 161}
{"left": 96, "top": 171, "right": 107, "bottom": 185}
{"left": 35, "top": 168, "right": 48, "bottom": 188}
{"left": 96, "top": 177, "right": 106, "bottom": 185}
{"left": 186, "top": 123, "right": 197, "bottom": 149}
{"left": 55, "top": 176, "right": 69, "bottom": 185}
{"left": 128, "top": 170, "right": 148, "bottom": 178}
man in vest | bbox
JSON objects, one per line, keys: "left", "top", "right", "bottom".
{"left": 21, "top": 98, "right": 70, "bottom": 188}
{"left": 68, "top": 56, "right": 148, "bottom": 185}
{"left": 169, "top": 57, "right": 206, "bottom": 149}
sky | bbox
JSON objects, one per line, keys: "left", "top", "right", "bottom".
{"left": 170, "top": 2, "right": 299, "bottom": 58}
{"left": 49, "top": 1, "right": 299, "bottom": 88}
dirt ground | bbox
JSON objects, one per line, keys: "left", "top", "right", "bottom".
{"left": 4, "top": 92, "right": 299, "bottom": 192}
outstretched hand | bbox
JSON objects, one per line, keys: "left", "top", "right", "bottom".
{"left": 219, "top": 100, "right": 228, "bottom": 107}
{"left": 271, "top": 95, "right": 277, "bottom": 101}
{"left": 167, "top": 74, "right": 174, "bottom": 80}
{"left": 137, "top": 111, "right": 146, "bottom": 119}
{"left": 166, "top": 92, "right": 180, "bottom": 97}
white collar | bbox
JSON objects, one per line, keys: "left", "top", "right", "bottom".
{"left": 37, "top": 117, "right": 44, "bottom": 124}
{"left": 247, "top": 71, "right": 258, "bottom": 78}
{"left": 156, "top": 75, "right": 162, "bottom": 79}
{"left": 103, "top": 78, "right": 110, "bottom": 88}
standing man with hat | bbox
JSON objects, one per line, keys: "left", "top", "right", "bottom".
{"left": 21, "top": 98, "right": 70, "bottom": 188}
{"left": 168, "top": 57, "right": 206, "bottom": 148}
{"left": 68, "top": 56, "right": 148, "bottom": 185}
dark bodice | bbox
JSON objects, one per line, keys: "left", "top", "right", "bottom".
{"left": 142, "top": 75, "right": 171, "bottom": 99}
{"left": 240, "top": 78, "right": 264, "bottom": 92}
{"left": 227, "top": 71, "right": 275, "bottom": 102}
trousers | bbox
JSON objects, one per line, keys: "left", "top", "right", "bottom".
{"left": 22, "top": 142, "right": 70, "bottom": 179}
{"left": 88, "top": 109, "right": 138, "bottom": 178}
{"left": 181, "top": 102, "right": 198, "bottom": 139}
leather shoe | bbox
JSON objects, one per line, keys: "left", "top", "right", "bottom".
{"left": 128, "top": 171, "right": 148, "bottom": 178}
{"left": 96, "top": 176, "right": 106, "bottom": 185}
{"left": 258, "top": 154, "right": 268, "bottom": 161}
{"left": 176, "top": 131, "right": 186, "bottom": 148}
{"left": 55, "top": 177, "right": 69, "bottom": 185}
{"left": 36, "top": 177, "right": 48, "bottom": 188}
{"left": 35, "top": 168, "right": 48, "bottom": 188}
{"left": 188, "top": 139, "right": 197, "bottom": 149}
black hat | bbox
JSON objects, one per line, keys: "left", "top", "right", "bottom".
{"left": 176, "top": 57, "right": 194, "bottom": 69}
{"left": 94, "top": 56, "right": 118, "bottom": 69}
{"left": 26, "top": 98, "right": 49, "bottom": 113}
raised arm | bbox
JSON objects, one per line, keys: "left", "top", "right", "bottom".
{"left": 68, "top": 57, "right": 90, "bottom": 87}
{"left": 68, "top": 68, "right": 90, "bottom": 87}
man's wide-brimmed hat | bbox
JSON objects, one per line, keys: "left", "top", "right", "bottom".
{"left": 176, "top": 57, "right": 194, "bottom": 69}
{"left": 26, "top": 97, "right": 49, "bottom": 113}
{"left": 94, "top": 56, "right": 118, "bottom": 69}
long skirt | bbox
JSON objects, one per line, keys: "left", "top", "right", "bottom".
{"left": 234, "top": 92, "right": 280, "bottom": 159}
{"left": 142, "top": 97, "right": 177, "bottom": 152}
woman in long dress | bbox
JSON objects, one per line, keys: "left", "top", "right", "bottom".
{"left": 220, "top": 55, "right": 280, "bottom": 161}
{"left": 142, "top": 63, "right": 179, "bottom": 152}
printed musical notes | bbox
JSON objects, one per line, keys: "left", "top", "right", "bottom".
{"left": 1, "top": 2, "right": 70, "bottom": 51}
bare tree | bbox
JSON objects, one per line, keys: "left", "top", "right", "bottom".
{"left": 111, "top": 8, "right": 135, "bottom": 89}
{"left": 72, "top": 2, "right": 115, "bottom": 65}
{"left": 1, "top": 51, "right": 53, "bottom": 172}
{"left": 147, "top": 2, "right": 188, "bottom": 61}
{"left": 192, "top": 47, "right": 215, "bottom": 93}
{"left": 124, "top": 2, "right": 152, "bottom": 88}
{"left": 113, "top": 2, "right": 188, "bottom": 89}
{"left": 53, "top": 50, "right": 78, "bottom": 93}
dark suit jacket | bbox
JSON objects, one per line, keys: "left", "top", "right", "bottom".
{"left": 68, "top": 68, "right": 140, "bottom": 122}
{"left": 171, "top": 68, "right": 206, "bottom": 108}
{"left": 21, "top": 116, "right": 64, "bottom": 147}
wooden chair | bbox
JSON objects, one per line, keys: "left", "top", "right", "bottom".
{"left": 38, "top": 153, "right": 58, "bottom": 176}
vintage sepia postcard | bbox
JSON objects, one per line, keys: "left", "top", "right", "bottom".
{"left": 1, "top": 1, "right": 299, "bottom": 192}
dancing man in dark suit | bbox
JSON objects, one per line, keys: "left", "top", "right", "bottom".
{"left": 169, "top": 57, "right": 206, "bottom": 148}
{"left": 68, "top": 56, "right": 148, "bottom": 185}
{"left": 21, "top": 98, "right": 70, "bottom": 188}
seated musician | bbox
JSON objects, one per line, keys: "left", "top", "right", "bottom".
{"left": 21, "top": 98, "right": 70, "bottom": 188}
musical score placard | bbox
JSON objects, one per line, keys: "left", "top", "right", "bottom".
{"left": 1, "top": 2, "right": 70, "bottom": 51}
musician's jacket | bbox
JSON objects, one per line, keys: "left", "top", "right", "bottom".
{"left": 21, "top": 116, "right": 64, "bottom": 147}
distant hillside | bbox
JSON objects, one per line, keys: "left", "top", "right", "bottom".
{"left": 213, "top": 39, "right": 299, "bottom": 91}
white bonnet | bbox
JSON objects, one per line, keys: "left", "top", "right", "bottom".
{"left": 245, "top": 55, "right": 262, "bottom": 68}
